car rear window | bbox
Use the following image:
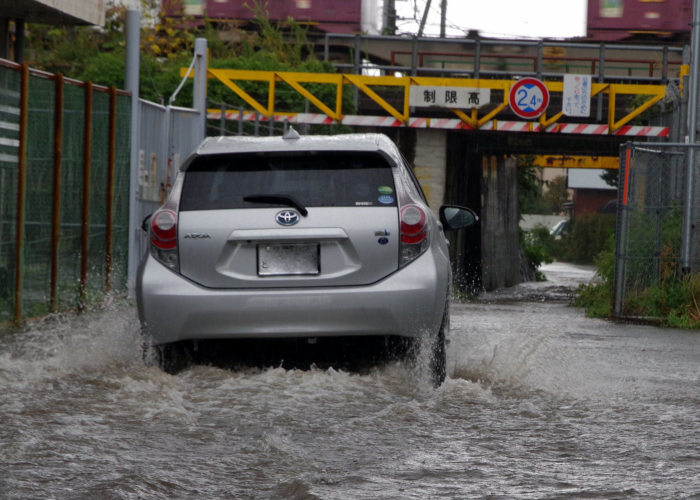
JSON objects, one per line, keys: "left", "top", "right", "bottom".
{"left": 179, "top": 152, "right": 398, "bottom": 211}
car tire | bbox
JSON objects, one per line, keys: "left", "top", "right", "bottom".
{"left": 156, "top": 342, "right": 191, "bottom": 374}
{"left": 429, "top": 316, "right": 447, "bottom": 387}
{"left": 141, "top": 338, "right": 188, "bottom": 375}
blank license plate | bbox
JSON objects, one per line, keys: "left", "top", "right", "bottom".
{"left": 257, "top": 243, "right": 320, "bottom": 276}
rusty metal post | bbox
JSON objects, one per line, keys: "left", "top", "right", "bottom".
{"left": 80, "top": 82, "right": 93, "bottom": 308}
{"left": 597, "top": 44, "right": 605, "bottom": 122}
{"left": 662, "top": 46, "right": 668, "bottom": 83}
{"left": 354, "top": 34, "right": 361, "bottom": 110}
{"left": 411, "top": 35, "right": 418, "bottom": 77}
{"left": 681, "top": 0, "right": 700, "bottom": 274}
{"left": 220, "top": 101, "right": 226, "bottom": 136}
{"left": 105, "top": 87, "right": 117, "bottom": 293}
{"left": 50, "top": 75, "right": 64, "bottom": 313}
{"left": 14, "top": 64, "right": 29, "bottom": 324}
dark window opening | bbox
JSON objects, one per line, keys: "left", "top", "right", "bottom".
{"left": 180, "top": 152, "right": 397, "bottom": 211}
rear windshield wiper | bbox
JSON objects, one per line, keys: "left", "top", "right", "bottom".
{"left": 243, "top": 194, "right": 308, "bottom": 216}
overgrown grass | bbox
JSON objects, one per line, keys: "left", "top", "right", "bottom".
{"left": 572, "top": 235, "right": 615, "bottom": 318}
{"left": 572, "top": 235, "right": 700, "bottom": 329}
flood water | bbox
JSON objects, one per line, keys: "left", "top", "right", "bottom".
{"left": 2, "top": 264, "right": 700, "bottom": 499}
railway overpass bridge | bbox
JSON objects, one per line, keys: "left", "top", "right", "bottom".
{"left": 190, "top": 36, "right": 686, "bottom": 292}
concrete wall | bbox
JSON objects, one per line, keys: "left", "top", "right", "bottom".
{"left": 412, "top": 129, "right": 446, "bottom": 214}
{"left": 520, "top": 214, "right": 568, "bottom": 231}
{"left": 480, "top": 154, "right": 521, "bottom": 291}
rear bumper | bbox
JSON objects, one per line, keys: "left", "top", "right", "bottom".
{"left": 136, "top": 251, "right": 448, "bottom": 345}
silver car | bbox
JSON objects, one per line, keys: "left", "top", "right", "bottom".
{"left": 136, "top": 130, "right": 477, "bottom": 384}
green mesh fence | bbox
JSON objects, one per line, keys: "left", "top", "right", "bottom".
{"left": 112, "top": 94, "right": 132, "bottom": 293}
{"left": 23, "top": 74, "right": 55, "bottom": 318}
{"left": 0, "top": 63, "right": 132, "bottom": 324}
{"left": 0, "top": 65, "right": 20, "bottom": 323}
{"left": 58, "top": 82, "right": 86, "bottom": 310}
{"left": 86, "top": 89, "right": 110, "bottom": 302}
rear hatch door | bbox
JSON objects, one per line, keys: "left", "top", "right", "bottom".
{"left": 177, "top": 151, "right": 400, "bottom": 289}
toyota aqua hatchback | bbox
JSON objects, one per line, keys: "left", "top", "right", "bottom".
{"left": 136, "top": 130, "right": 477, "bottom": 384}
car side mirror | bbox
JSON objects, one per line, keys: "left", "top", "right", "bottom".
{"left": 439, "top": 205, "right": 479, "bottom": 231}
{"left": 141, "top": 214, "right": 152, "bottom": 232}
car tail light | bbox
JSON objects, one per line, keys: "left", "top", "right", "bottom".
{"left": 151, "top": 210, "right": 177, "bottom": 249}
{"left": 394, "top": 171, "right": 431, "bottom": 268}
{"left": 149, "top": 173, "right": 184, "bottom": 272}
{"left": 401, "top": 205, "right": 427, "bottom": 244}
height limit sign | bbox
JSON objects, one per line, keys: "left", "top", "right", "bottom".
{"left": 509, "top": 77, "right": 549, "bottom": 120}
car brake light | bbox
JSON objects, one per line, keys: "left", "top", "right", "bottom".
{"left": 400, "top": 205, "right": 427, "bottom": 244}
{"left": 151, "top": 210, "right": 178, "bottom": 249}
{"left": 148, "top": 173, "right": 184, "bottom": 272}
{"left": 394, "top": 169, "right": 431, "bottom": 268}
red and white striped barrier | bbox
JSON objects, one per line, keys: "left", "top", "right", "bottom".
{"left": 207, "top": 111, "right": 670, "bottom": 137}
{"left": 491, "top": 121, "right": 538, "bottom": 132}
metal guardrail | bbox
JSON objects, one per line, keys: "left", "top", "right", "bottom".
{"left": 322, "top": 33, "right": 686, "bottom": 84}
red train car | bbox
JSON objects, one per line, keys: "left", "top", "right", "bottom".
{"left": 587, "top": 0, "right": 693, "bottom": 42}
{"left": 165, "top": 0, "right": 379, "bottom": 35}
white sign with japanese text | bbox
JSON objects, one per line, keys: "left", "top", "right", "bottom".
{"left": 563, "top": 74, "right": 592, "bottom": 117}
{"left": 409, "top": 86, "right": 490, "bottom": 109}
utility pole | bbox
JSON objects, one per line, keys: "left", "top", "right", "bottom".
{"left": 125, "top": 9, "right": 140, "bottom": 296}
{"left": 681, "top": 0, "right": 700, "bottom": 274}
{"left": 384, "top": 0, "right": 396, "bottom": 35}
{"left": 440, "top": 0, "right": 447, "bottom": 38}
{"left": 418, "top": 0, "right": 433, "bottom": 37}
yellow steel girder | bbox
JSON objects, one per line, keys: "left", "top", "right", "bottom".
{"left": 529, "top": 155, "right": 620, "bottom": 169}
{"left": 186, "top": 67, "right": 669, "bottom": 134}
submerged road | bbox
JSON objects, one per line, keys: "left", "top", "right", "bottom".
{"left": 1, "top": 263, "right": 700, "bottom": 499}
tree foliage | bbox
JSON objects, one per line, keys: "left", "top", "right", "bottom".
{"left": 600, "top": 168, "right": 619, "bottom": 187}
{"left": 516, "top": 155, "right": 549, "bottom": 215}
{"left": 542, "top": 175, "right": 570, "bottom": 214}
{"left": 25, "top": 0, "right": 348, "bottom": 113}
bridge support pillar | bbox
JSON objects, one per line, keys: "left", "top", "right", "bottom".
{"left": 479, "top": 155, "right": 520, "bottom": 291}
{"left": 443, "top": 132, "right": 521, "bottom": 294}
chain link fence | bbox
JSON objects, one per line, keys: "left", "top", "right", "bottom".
{"left": 0, "top": 63, "right": 20, "bottom": 323}
{"left": 614, "top": 143, "right": 699, "bottom": 317}
{"left": 0, "top": 60, "right": 131, "bottom": 324}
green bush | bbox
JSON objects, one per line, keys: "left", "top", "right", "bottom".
{"left": 555, "top": 214, "right": 615, "bottom": 264}
{"left": 521, "top": 228, "right": 553, "bottom": 281}
{"left": 529, "top": 224, "right": 560, "bottom": 258}
{"left": 572, "top": 234, "right": 615, "bottom": 318}
{"left": 667, "top": 274, "right": 700, "bottom": 328}
{"left": 574, "top": 281, "right": 613, "bottom": 318}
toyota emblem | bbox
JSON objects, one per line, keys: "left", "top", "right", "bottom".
{"left": 276, "top": 210, "right": 300, "bottom": 226}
